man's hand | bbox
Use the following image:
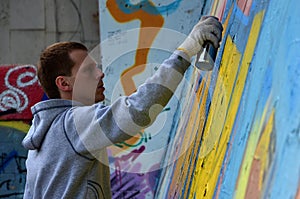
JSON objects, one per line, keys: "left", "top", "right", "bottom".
{"left": 178, "top": 16, "right": 223, "bottom": 60}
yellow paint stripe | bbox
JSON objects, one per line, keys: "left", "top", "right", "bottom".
{"left": 256, "top": 110, "right": 274, "bottom": 190}
{"left": 189, "top": 10, "right": 264, "bottom": 198}
{"left": 0, "top": 121, "right": 30, "bottom": 132}
{"left": 201, "top": 33, "right": 241, "bottom": 158}
{"left": 183, "top": 73, "right": 212, "bottom": 199}
{"left": 211, "top": 11, "right": 265, "bottom": 199}
{"left": 166, "top": 70, "right": 212, "bottom": 198}
{"left": 195, "top": 34, "right": 242, "bottom": 199}
{"left": 180, "top": 8, "right": 233, "bottom": 198}
{"left": 168, "top": 72, "right": 203, "bottom": 197}
{"left": 189, "top": 34, "right": 241, "bottom": 198}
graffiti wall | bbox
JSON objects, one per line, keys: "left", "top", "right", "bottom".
{"left": 1, "top": 0, "right": 299, "bottom": 198}
{"left": 98, "top": 0, "right": 210, "bottom": 198}
{"left": 0, "top": 65, "right": 45, "bottom": 197}
{"left": 99, "top": 0, "right": 300, "bottom": 199}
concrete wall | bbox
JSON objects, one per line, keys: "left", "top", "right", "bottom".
{"left": 0, "top": 0, "right": 98, "bottom": 197}
{"left": 0, "top": 0, "right": 299, "bottom": 198}
{"left": 0, "top": 0, "right": 99, "bottom": 65}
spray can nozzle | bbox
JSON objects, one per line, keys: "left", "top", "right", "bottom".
{"left": 194, "top": 43, "right": 218, "bottom": 71}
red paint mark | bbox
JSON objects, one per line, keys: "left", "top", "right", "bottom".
{"left": 245, "top": 111, "right": 275, "bottom": 198}
{"left": 215, "top": 0, "right": 228, "bottom": 21}
{"left": 237, "top": 0, "right": 253, "bottom": 16}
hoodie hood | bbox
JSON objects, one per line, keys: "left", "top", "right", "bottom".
{"left": 22, "top": 99, "right": 81, "bottom": 150}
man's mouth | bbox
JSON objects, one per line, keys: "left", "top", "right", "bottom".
{"left": 97, "top": 84, "right": 105, "bottom": 90}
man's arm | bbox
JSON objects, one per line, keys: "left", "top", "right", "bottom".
{"left": 70, "top": 16, "right": 223, "bottom": 155}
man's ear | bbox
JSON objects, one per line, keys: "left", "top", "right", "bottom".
{"left": 55, "top": 76, "right": 73, "bottom": 92}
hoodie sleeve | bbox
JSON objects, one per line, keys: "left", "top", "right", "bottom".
{"left": 66, "top": 50, "right": 190, "bottom": 155}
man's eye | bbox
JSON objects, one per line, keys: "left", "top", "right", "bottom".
{"left": 85, "top": 66, "right": 94, "bottom": 73}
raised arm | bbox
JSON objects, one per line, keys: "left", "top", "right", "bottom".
{"left": 68, "top": 16, "right": 223, "bottom": 156}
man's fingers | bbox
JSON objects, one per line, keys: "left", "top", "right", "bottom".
{"left": 209, "top": 24, "right": 223, "bottom": 41}
{"left": 201, "top": 15, "right": 219, "bottom": 21}
{"left": 204, "top": 17, "right": 223, "bottom": 31}
{"left": 204, "top": 33, "right": 221, "bottom": 49}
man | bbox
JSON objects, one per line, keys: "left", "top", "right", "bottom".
{"left": 22, "top": 16, "right": 223, "bottom": 198}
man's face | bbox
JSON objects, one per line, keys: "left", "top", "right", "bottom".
{"left": 69, "top": 49, "right": 105, "bottom": 105}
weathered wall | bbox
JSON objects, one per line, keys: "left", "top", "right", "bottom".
{"left": 0, "top": 0, "right": 299, "bottom": 198}
{"left": 0, "top": 1, "right": 99, "bottom": 197}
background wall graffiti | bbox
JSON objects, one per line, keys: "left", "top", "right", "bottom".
{"left": 0, "top": 0, "right": 299, "bottom": 198}
{"left": 0, "top": 65, "right": 45, "bottom": 198}
{"left": 0, "top": 126, "right": 28, "bottom": 198}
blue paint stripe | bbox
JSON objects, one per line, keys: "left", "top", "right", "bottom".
{"left": 117, "top": 0, "right": 183, "bottom": 15}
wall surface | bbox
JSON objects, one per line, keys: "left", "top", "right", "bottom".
{"left": 0, "top": 0, "right": 299, "bottom": 198}
{"left": 0, "top": 65, "right": 44, "bottom": 198}
{"left": 0, "top": 0, "right": 99, "bottom": 197}
{"left": 98, "top": 0, "right": 300, "bottom": 198}
{"left": 0, "top": 0, "right": 99, "bottom": 65}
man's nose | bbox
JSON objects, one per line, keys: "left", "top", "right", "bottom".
{"left": 96, "top": 68, "right": 104, "bottom": 79}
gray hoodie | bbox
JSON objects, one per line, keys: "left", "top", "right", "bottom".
{"left": 22, "top": 51, "right": 190, "bottom": 199}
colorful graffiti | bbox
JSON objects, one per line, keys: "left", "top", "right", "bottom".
{"left": 1, "top": 0, "right": 300, "bottom": 198}
{"left": 106, "top": 0, "right": 164, "bottom": 95}
{"left": 100, "top": 0, "right": 300, "bottom": 198}
{"left": 156, "top": 0, "right": 300, "bottom": 198}
{"left": 0, "top": 124, "right": 29, "bottom": 198}
{"left": 99, "top": 0, "right": 206, "bottom": 198}
{"left": 0, "top": 65, "right": 45, "bottom": 198}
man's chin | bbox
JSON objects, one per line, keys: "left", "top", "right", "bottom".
{"left": 95, "top": 95, "right": 105, "bottom": 103}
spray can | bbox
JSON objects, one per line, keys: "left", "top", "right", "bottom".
{"left": 194, "top": 43, "right": 217, "bottom": 71}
